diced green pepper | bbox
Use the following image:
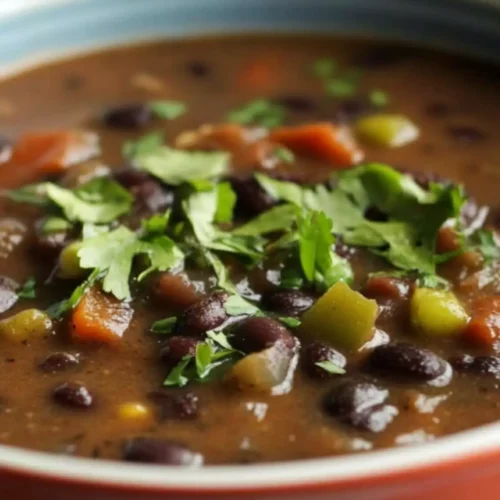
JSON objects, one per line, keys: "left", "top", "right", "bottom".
{"left": 411, "top": 288, "right": 469, "bottom": 337}
{"left": 298, "top": 281, "right": 378, "bottom": 351}
{"left": 58, "top": 241, "right": 85, "bottom": 279}
{"left": 355, "top": 114, "right": 420, "bottom": 148}
{"left": 0, "top": 309, "right": 53, "bottom": 342}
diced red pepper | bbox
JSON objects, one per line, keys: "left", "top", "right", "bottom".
{"left": 463, "top": 297, "right": 500, "bottom": 347}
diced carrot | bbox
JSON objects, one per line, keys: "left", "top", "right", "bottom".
{"left": 71, "top": 287, "right": 133, "bottom": 344}
{"left": 463, "top": 297, "right": 500, "bottom": 347}
{"left": 0, "top": 130, "right": 99, "bottom": 188}
{"left": 270, "top": 123, "right": 364, "bottom": 167}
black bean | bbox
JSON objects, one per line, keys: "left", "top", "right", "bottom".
{"left": 113, "top": 167, "right": 151, "bottom": 188}
{"left": 39, "top": 353, "right": 80, "bottom": 373}
{"left": 323, "top": 378, "right": 397, "bottom": 432}
{"left": 450, "top": 354, "right": 500, "bottom": 376}
{"left": 333, "top": 99, "right": 372, "bottom": 123}
{"left": 52, "top": 382, "right": 93, "bottom": 409}
{"left": 364, "top": 206, "right": 388, "bottom": 222}
{"left": 187, "top": 60, "right": 211, "bottom": 78}
{"left": 131, "top": 180, "right": 174, "bottom": 213}
{"left": 448, "top": 126, "right": 487, "bottom": 143}
{"left": 148, "top": 391, "right": 199, "bottom": 421}
{"left": 263, "top": 290, "right": 314, "bottom": 317}
{"left": 274, "top": 95, "right": 317, "bottom": 113}
{"left": 367, "top": 343, "right": 448, "bottom": 382}
{"left": 175, "top": 291, "right": 229, "bottom": 337}
{"left": 302, "top": 342, "right": 346, "bottom": 379}
{"left": 0, "top": 276, "right": 18, "bottom": 314}
{"left": 160, "top": 336, "right": 199, "bottom": 368}
{"left": 123, "top": 438, "right": 203, "bottom": 466}
{"left": 232, "top": 316, "right": 295, "bottom": 354}
{"left": 33, "top": 229, "right": 71, "bottom": 257}
{"left": 231, "top": 177, "right": 276, "bottom": 216}
{"left": 103, "top": 104, "right": 152, "bottom": 129}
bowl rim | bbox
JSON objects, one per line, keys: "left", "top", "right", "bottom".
{"left": 1, "top": 0, "right": 500, "bottom": 492}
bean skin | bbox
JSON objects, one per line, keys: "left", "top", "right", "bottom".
{"left": 367, "top": 343, "right": 449, "bottom": 383}
{"left": 52, "top": 382, "right": 93, "bottom": 409}
{"left": 232, "top": 316, "right": 295, "bottom": 354}
{"left": 231, "top": 177, "right": 276, "bottom": 216}
{"left": 302, "top": 342, "right": 346, "bottom": 379}
{"left": 148, "top": 391, "right": 199, "bottom": 421}
{"left": 39, "top": 353, "right": 79, "bottom": 374}
{"left": 123, "top": 438, "right": 203, "bottom": 466}
{"left": 103, "top": 104, "right": 152, "bottom": 129}
{"left": 263, "top": 290, "right": 314, "bottom": 317}
{"left": 175, "top": 291, "right": 229, "bottom": 337}
{"left": 323, "top": 378, "right": 397, "bottom": 432}
{"left": 449, "top": 354, "right": 500, "bottom": 376}
{"left": 160, "top": 336, "right": 199, "bottom": 368}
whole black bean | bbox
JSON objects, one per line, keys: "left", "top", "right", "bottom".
{"left": 450, "top": 354, "right": 500, "bottom": 376}
{"left": 0, "top": 276, "right": 18, "bottom": 314}
{"left": 274, "top": 95, "right": 317, "bottom": 113}
{"left": 103, "top": 104, "right": 152, "bottom": 129}
{"left": 448, "top": 126, "right": 487, "bottom": 143}
{"left": 148, "top": 391, "right": 199, "bottom": 421}
{"left": 230, "top": 177, "right": 276, "bottom": 216}
{"left": 333, "top": 99, "right": 372, "bottom": 123}
{"left": 131, "top": 180, "right": 174, "bottom": 213}
{"left": 323, "top": 378, "right": 397, "bottom": 432}
{"left": 302, "top": 342, "right": 346, "bottom": 379}
{"left": 232, "top": 316, "right": 295, "bottom": 353}
{"left": 175, "top": 292, "right": 229, "bottom": 337}
{"left": 52, "top": 382, "right": 93, "bottom": 409}
{"left": 39, "top": 353, "right": 80, "bottom": 373}
{"left": 187, "top": 60, "right": 211, "bottom": 78}
{"left": 113, "top": 167, "right": 151, "bottom": 188}
{"left": 160, "top": 336, "right": 199, "bottom": 368}
{"left": 263, "top": 290, "right": 314, "bottom": 317}
{"left": 123, "top": 438, "right": 203, "bottom": 466}
{"left": 367, "top": 343, "right": 448, "bottom": 382}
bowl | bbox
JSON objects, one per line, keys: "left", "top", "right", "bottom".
{"left": 1, "top": 1, "right": 500, "bottom": 499}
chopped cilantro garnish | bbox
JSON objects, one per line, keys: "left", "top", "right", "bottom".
{"left": 315, "top": 360, "right": 346, "bottom": 375}
{"left": 42, "top": 217, "right": 72, "bottom": 234}
{"left": 123, "top": 131, "right": 163, "bottom": 159}
{"left": 7, "top": 183, "right": 50, "bottom": 207}
{"left": 233, "top": 204, "right": 297, "bottom": 237}
{"left": 277, "top": 316, "right": 301, "bottom": 328}
{"left": 135, "top": 146, "right": 229, "bottom": 186}
{"left": 275, "top": 146, "right": 295, "bottom": 164}
{"left": 224, "top": 295, "right": 260, "bottom": 316}
{"left": 215, "top": 182, "right": 237, "bottom": 224}
{"left": 142, "top": 211, "right": 171, "bottom": 236}
{"left": 227, "top": 99, "right": 286, "bottom": 128}
{"left": 151, "top": 317, "right": 177, "bottom": 334}
{"left": 17, "top": 277, "right": 36, "bottom": 299}
{"left": 370, "top": 89, "right": 390, "bottom": 107}
{"left": 312, "top": 58, "right": 337, "bottom": 79}
{"left": 149, "top": 100, "right": 187, "bottom": 120}
{"left": 325, "top": 79, "right": 357, "bottom": 98}
{"left": 77, "top": 226, "right": 184, "bottom": 300}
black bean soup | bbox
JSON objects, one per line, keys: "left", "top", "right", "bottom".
{"left": 0, "top": 36, "right": 498, "bottom": 466}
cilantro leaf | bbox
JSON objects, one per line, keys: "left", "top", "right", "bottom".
{"left": 315, "top": 360, "right": 346, "bottom": 375}
{"left": 227, "top": 99, "right": 286, "bottom": 128}
{"left": 370, "top": 89, "right": 390, "bottom": 107}
{"left": 17, "top": 277, "right": 36, "bottom": 299}
{"left": 149, "top": 100, "right": 187, "bottom": 120}
{"left": 277, "top": 316, "right": 301, "bottom": 328}
{"left": 42, "top": 217, "right": 73, "bottom": 234}
{"left": 312, "top": 58, "right": 337, "bottom": 79}
{"left": 136, "top": 146, "right": 229, "bottom": 186}
{"left": 233, "top": 204, "right": 297, "bottom": 237}
{"left": 77, "top": 226, "right": 184, "bottom": 300}
{"left": 215, "top": 182, "right": 236, "bottom": 223}
{"left": 255, "top": 173, "right": 304, "bottom": 206}
{"left": 123, "top": 131, "right": 164, "bottom": 159}
{"left": 206, "top": 330, "right": 234, "bottom": 350}
{"left": 47, "top": 268, "right": 101, "bottom": 319}
{"left": 163, "top": 356, "right": 192, "bottom": 387}
{"left": 224, "top": 295, "right": 260, "bottom": 316}
{"left": 151, "top": 317, "right": 177, "bottom": 334}
{"left": 142, "top": 211, "right": 170, "bottom": 236}
{"left": 7, "top": 183, "right": 51, "bottom": 207}
{"left": 274, "top": 146, "right": 295, "bottom": 164}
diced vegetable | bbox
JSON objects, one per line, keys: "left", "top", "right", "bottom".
{"left": 411, "top": 288, "right": 469, "bottom": 337}
{"left": 463, "top": 297, "right": 500, "bottom": 347}
{"left": 117, "top": 402, "right": 152, "bottom": 422}
{"left": 0, "top": 309, "right": 52, "bottom": 342}
{"left": 0, "top": 131, "right": 100, "bottom": 188}
{"left": 226, "top": 342, "right": 298, "bottom": 395}
{"left": 58, "top": 241, "right": 85, "bottom": 279}
{"left": 237, "top": 58, "right": 281, "bottom": 92}
{"left": 153, "top": 273, "right": 200, "bottom": 309}
{"left": 299, "top": 282, "right": 378, "bottom": 351}
{"left": 71, "top": 286, "right": 133, "bottom": 344}
{"left": 270, "top": 123, "right": 364, "bottom": 166}
{"left": 355, "top": 114, "right": 420, "bottom": 148}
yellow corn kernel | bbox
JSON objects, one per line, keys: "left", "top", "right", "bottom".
{"left": 117, "top": 402, "right": 151, "bottom": 422}
{"left": 355, "top": 114, "right": 420, "bottom": 148}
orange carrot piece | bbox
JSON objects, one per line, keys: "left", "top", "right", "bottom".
{"left": 0, "top": 130, "right": 99, "bottom": 188}
{"left": 463, "top": 297, "right": 500, "bottom": 347}
{"left": 71, "top": 287, "right": 133, "bottom": 344}
{"left": 270, "top": 123, "right": 365, "bottom": 167}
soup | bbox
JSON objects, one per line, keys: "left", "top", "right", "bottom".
{"left": 0, "top": 36, "right": 498, "bottom": 465}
